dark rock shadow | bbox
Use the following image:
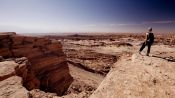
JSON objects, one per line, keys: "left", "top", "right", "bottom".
{"left": 152, "top": 55, "right": 175, "bottom": 62}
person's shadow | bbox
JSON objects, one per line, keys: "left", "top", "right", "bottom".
{"left": 152, "top": 55, "right": 175, "bottom": 62}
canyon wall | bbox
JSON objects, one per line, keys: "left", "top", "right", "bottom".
{"left": 0, "top": 32, "right": 73, "bottom": 96}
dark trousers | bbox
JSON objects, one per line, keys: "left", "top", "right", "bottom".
{"left": 139, "top": 41, "right": 152, "bottom": 55}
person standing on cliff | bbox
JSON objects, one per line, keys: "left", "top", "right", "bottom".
{"left": 139, "top": 27, "right": 155, "bottom": 56}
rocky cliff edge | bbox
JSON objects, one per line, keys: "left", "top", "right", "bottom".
{"left": 90, "top": 53, "right": 175, "bottom": 98}
{"left": 0, "top": 32, "right": 73, "bottom": 97}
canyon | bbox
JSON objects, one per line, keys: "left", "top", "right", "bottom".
{"left": 0, "top": 32, "right": 175, "bottom": 98}
{"left": 0, "top": 32, "right": 73, "bottom": 97}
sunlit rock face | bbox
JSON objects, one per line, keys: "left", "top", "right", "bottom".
{"left": 90, "top": 53, "right": 175, "bottom": 98}
{"left": 0, "top": 32, "right": 73, "bottom": 96}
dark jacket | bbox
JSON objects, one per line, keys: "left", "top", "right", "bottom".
{"left": 146, "top": 32, "right": 154, "bottom": 44}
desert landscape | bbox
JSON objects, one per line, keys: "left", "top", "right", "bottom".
{"left": 0, "top": 32, "right": 175, "bottom": 98}
{"left": 0, "top": 0, "right": 175, "bottom": 97}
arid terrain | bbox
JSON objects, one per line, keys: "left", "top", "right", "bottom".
{"left": 45, "top": 33, "right": 175, "bottom": 98}
{"left": 0, "top": 32, "right": 175, "bottom": 98}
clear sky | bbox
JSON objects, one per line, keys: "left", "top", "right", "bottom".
{"left": 0, "top": 0, "right": 175, "bottom": 33}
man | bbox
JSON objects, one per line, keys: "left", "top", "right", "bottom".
{"left": 139, "top": 27, "right": 154, "bottom": 56}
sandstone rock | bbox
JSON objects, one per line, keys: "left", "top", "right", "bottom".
{"left": 0, "top": 57, "right": 40, "bottom": 92}
{"left": 0, "top": 61, "right": 18, "bottom": 81}
{"left": 65, "top": 49, "right": 118, "bottom": 76}
{"left": 0, "top": 76, "right": 29, "bottom": 98}
{"left": 90, "top": 53, "right": 175, "bottom": 98}
{"left": 0, "top": 33, "right": 73, "bottom": 95}
{"left": 29, "top": 89, "right": 57, "bottom": 98}
{"left": 14, "top": 57, "right": 41, "bottom": 90}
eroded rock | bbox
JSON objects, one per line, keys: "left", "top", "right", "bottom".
{"left": 0, "top": 76, "right": 29, "bottom": 98}
{"left": 0, "top": 57, "right": 36, "bottom": 98}
{"left": 90, "top": 53, "right": 175, "bottom": 98}
{"left": 0, "top": 61, "right": 18, "bottom": 81}
{"left": 0, "top": 33, "right": 73, "bottom": 96}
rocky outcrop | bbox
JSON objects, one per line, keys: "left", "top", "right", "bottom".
{"left": 0, "top": 57, "right": 29, "bottom": 81}
{"left": 0, "top": 76, "right": 29, "bottom": 98}
{"left": 0, "top": 58, "right": 29, "bottom": 98}
{"left": 0, "top": 60, "right": 17, "bottom": 81}
{"left": 0, "top": 33, "right": 73, "bottom": 96}
{"left": 90, "top": 53, "right": 175, "bottom": 98}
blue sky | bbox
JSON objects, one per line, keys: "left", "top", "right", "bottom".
{"left": 0, "top": 0, "right": 175, "bottom": 33}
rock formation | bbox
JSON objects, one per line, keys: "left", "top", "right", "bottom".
{"left": 0, "top": 32, "right": 73, "bottom": 96}
{"left": 0, "top": 76, "right": 29, "bottom": 98}
{"left": 0, "top": 58, "right": 30, "bottom": 98}
{"left": 90, "top": 53, "right": 175, "bottom": 98}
